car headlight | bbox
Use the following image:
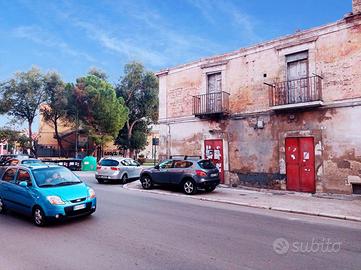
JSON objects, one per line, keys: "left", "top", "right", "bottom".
{"left": 88, "top": 187, "right": 96, "bottom": 199}
{"left": 47, "top": 196, "right": 65, "bottom": 205}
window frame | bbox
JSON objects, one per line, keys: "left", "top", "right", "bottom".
{"left": 15, "top": 169, "right": 32, "bottom": 186}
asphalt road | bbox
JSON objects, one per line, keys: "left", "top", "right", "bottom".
{"left": 0, "top": 172, "right": 360, "bottom": 270}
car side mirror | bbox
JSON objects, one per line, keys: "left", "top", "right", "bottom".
{"left": 154, "top": 165, "right": 160, "bottom": 170}
{"left": 19, "top": 181, "right": 28, "bottom": 187}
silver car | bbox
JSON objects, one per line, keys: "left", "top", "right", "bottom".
{"left": 95, "top": 157, "right": 143, "bottom": 184}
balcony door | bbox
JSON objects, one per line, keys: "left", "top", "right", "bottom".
{"left": 286, "top": 51, "right": 309, "bottom": 104}
{"left": 207, "top": 72, "right": 222, "bottom": 113}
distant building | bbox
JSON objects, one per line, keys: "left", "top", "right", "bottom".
{"left": 37, "top": 112, "right": 88, "bottom": 158}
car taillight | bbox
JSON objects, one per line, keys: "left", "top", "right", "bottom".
{"left": 111, "top": 167, "right": 120, "bottom": 171}
{"left": 96, "top": 166, "right": 101, "bottom": 170}
{"left": 196, "top": 170, "right": 207, "bottom": 177}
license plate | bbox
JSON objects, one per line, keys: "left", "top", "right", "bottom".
{"left": 211, "top": 173, "right": 218, "bottom": 177}
{"left": 73, "top": 204, "right": 86, "bottom": 211}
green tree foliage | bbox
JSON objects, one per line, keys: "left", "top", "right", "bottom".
{"left": 41, "top": 72, "right": 69, "bottom": 156}
{"left": 115, "top": 62, "right": 158, "bottom": 156}
{"left": 0, "top": 67, "right": 46, "bottom": 156}
{"left": 71, "top": 73, "right": 128, "bottom": 156}
{"left": 0, "top": 128, "right": 30, "bottom": 153}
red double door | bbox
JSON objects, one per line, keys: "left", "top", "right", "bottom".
{"left": 285, "top": 137, "right": 315, "bottom": 193}
{"left": 204, "top": 139, "right": 224, "bottom": 183}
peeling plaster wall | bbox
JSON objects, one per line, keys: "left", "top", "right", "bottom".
{"left": 157, "top": 16, "right": 361, "bottom": 193}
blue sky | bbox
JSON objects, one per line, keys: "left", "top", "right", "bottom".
{"left": 0, "top": 0, "right": 352, "bottom": 129}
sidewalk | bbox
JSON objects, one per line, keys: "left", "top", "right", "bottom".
{"left": 124, "top": 180, "right": 361, "bottom": 222}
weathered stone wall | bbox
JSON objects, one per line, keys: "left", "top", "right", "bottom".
{"left": 354, "top": 0, "right": 361, "bottom": 14}
{"left": 157, "top": 16, "right": 361, "bottom": 193}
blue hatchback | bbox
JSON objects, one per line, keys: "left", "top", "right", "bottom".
{"left": 0, "top": 164, "right": 96, "bottom": 226}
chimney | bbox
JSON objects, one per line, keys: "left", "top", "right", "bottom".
{"left": 353, "top": 0, "right": 361, "bottom": 14}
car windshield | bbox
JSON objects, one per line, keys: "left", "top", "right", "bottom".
{"left": 198, "top": 160, "right": 216, "bottom": 169}
{"left": 32, "top": 167, "right": 82, "bottom": 188}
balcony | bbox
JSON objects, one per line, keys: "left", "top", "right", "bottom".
{"left": 193, "top": 91, "right": 230, "bottom": 118}
{"left": 267, "top": 75, "right": 323, "bottom": 110}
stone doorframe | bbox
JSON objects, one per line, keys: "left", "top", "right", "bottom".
{"left": 278, "top": 129, "right": 323, "bottom": 192}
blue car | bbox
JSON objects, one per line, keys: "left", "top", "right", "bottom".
{"left": 0, "top": 164, "right": 96, "bottom": 226}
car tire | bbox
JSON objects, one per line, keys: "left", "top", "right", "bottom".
{"left": 141, "top": 175, "right": 153, "bottom": 189}
{"left": 97, "top": 178, "right": 104, "bottom": 184}
{"left": 0, "top": 197, "right": 6, "bottom": 214}
{"left": 121, "top": 174, "right": 128, "bottom": 184}
{"left": 32, "top": 206, "right": 47, "bottom": 227}
{"left": 205, "top": 186, "right": 216, "bottom": 192}
{"left": 183, "top": 179, "right": 197, "bottom": 195}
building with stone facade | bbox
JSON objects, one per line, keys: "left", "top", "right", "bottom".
{"left": 156, "top": 0, "right": 361, "bottom": 194}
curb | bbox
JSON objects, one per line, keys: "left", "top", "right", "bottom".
{"left": 123, "top": 184, "right": 361, "bottom": 223}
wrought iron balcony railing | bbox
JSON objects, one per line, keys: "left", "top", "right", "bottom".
{"left": 192, "top": 91, "right": 230, "bottom": 118}
{"left": 267, "top": 75, "right": 323, "bottom": 108}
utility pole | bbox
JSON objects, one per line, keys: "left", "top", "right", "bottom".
{"left": 75, "top": 109, "right": 79, "bottom": 159}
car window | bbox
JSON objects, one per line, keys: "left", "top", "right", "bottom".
{"left": 22, "top": 159, "right": 42, "bottom": 164}
{"left": 2, "top": 168, "right": 17, "bottom": 182}
{"left": 159, "top": 160, "right": 173, "bottom": 169}
{"left": 198, "top": 160, "right": 216, "bottom": 169}
{"left": 121, "top": 160, "right": 130, "bottom": 166}
{"left": 16, "top": 169, "right": 32, "bottom": 186}
{"left": 174, "top": 161, "right": 193, "bottom": 168}
{"left": 127, "top": 159, "right": 140, "bottom": 166}
{"left": 100, "top": 159, "right": 119, "bottom": 167}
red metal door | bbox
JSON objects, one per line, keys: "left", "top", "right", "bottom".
{"left": 285, "top": 138, "right": 300, "bottom": 191}
{"left": 299, "top": 137, "right": 315, "bottom": 192}
{"left": 204, "top": 139, "right": 224, "bottom": 183}
{"left": 285, "top": 137, "right": 315, "bottom": 193}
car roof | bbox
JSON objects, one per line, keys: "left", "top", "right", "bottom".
{"left": 102, "top": 156, "right": 129, "bottom": 161}
{"left": 22, "top": 164, "right": 63, "bottom": 170}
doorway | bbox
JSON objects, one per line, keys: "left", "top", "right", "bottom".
{"left": 285, "top": 137, "right": 315, "bottom": 193}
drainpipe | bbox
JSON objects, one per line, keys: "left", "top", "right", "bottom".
{"left": 167, "top": 123, "right": 171, "bottom": 158}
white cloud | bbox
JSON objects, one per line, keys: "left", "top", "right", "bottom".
{"left": 187, "top": 0, "right": 260, "bottom": 42}
{"left": 69, "top": 20, "right": 169, "bottom": 67}
{"left": 12, "top": 25, "right": 96, "bottom": 63}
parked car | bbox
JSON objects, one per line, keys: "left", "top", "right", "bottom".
{"left": 140, "top": 156, "right": 220, "bottom": 195}
{"left": 95, "top": 157, "right": 143, "bottom": 184}
{"left": 0, "top": 158, "right": 42, "bottom": 178}
{"left": 0, "top": 164, "right": 96, "bottom": 226}
{"left": 0, "top": 154, "right": 29, "bottom": 166}
{"left": 20, "top": 159, "right": 43, "bottom": 165}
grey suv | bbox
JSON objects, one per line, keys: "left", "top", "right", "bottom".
{"left": 140, "top": 156, "right": 220, "bottom": 195}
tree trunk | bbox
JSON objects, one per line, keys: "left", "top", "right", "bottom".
{"left": 28, "top": 120, "right": 36, "bottom": 157}
{"left": 126, "top": 119, "right": 140, "bottom": 158}
{"left": 54, "top": 120, "right": 64, "bottom": 157}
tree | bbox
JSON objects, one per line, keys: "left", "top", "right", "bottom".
{"left": 115, "top": 62, "right": 159, "bottom": 157}
{"left": 0, "top": 128, "right": 31, "bottom": 154}
{"left": 71, "top": 73, "right": 128, "bottom": 157}
{"left": 0, "top": 67, "right": 46, "bottom": 156}
{"left": 0, "top": 128, "right": 19, "bottom": 153}
{"left": 41, "top": 72, "right": 69, "bottom": 156}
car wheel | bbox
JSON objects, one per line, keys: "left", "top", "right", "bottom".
{"left": 33, "top": 206, "right": 47, "bottom": 227}
{"left": 0, "top": 197, "right": 6, "bottom": 214}
{"left": 205, "top": 186, "right": 216, "bottom": 192}
{"left": 183, "top": 179, "right": 197, "bottom": 195}
{"left": 141, "top": 175, "right": 153, "bottom": 189}
{"left": 97, "top": 178, "right": 104, "bottom": 184}
{"left": 121, "top": 174, "right": 128, "bottom": 184}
